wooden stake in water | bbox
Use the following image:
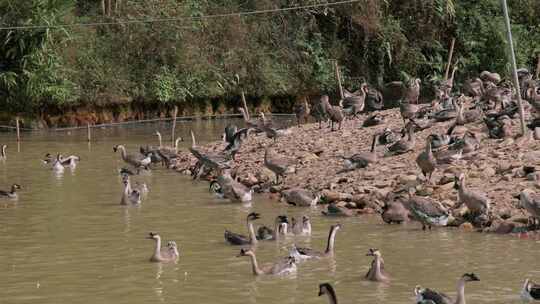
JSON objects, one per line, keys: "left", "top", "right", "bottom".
{"left": 334, "top": 60, "right": 344, "bottom": 101}
{"left": 15, "top": 117, "right": 20, "bottom": 142}
{"left": 87, "top": 123, "right": 91, "bottom": 142}
{"left": 444, "top": 38, "right": 456, "bottom": 81}
{"left": 500, "top": 0, "right": 527, "bottom": 136}
{"left": 171, "top": 105, "right": 178, "bottom": 146}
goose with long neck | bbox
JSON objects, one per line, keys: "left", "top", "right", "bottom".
{"left": 0, "top": 144, "right": 7, "bottom": 159}
{"left": 291, "top": 215, "right": 312, "bottom": 235}
{"left": 224, "top": 212, "right": 260, "bottom": 246}
{"left": 113, "top": 145, "right": 151, "bottom": 168}
{"left": 264, "top": 147, "right": 293, "bottom": 184}
{"left": 155, "top": 131, "right": 183, "bottom": 153}
{"left": 146, "top": 232, "right": 180, "bottom": 263}
{"left": 0, "top": 184, "right": 21, "bottom": 199}
{"left": 120, "top": 176, "right": 141, "bottom": 205}
{"left": 340, "top": 134, "right": 379, "bottom": 172}
{"left": 416, "top": 135, "right": 436, "bottom": 182}
{"left": 237, "top": 248, "right": 296, "bottom": 276}
{"left": 365, "top": 248, "right": 389, "bottom": 282}
{"left": 256, "top": 215, "right": 288, "bottom": 241}
{"left": 318, "top": 283, "right": 338, "bottom": 304}
{"left": 521, "top": 278, "right": 540, "bottom": 301}
{"left": 453, "top": 173, "right": 491, "bottom": 217}
{"left": 291, "top": 224, "right": 341, "bottom": 259}
{"left": 415, "top": 273, "right": 480, "bottom": 304}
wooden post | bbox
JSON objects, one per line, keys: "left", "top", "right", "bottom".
{"left": 444, "top": 38, "right": 456, "bottom": 81}
{"left": 241, "top": 90, "right": 250, "bottom": 120}
{"left": 87, "top": 123, "right": 91, "bottom": 142}
{"left": 334, "top": 60, "right": 344, "bottom": 100}
{"left": 15, "top": 117, "right": 20, "bottom": 142}
{"left": 500, "top": 0, "right": 527, "bottom": 137}
{"left": 171, "top": 105, "right": 178, "bottom": 146}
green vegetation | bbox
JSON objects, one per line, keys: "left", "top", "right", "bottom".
{"left": 1, "top": 0, "right": 539, "bottom": 114}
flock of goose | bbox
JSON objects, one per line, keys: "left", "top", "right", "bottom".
{"left": 4, "top": 68, "right": 540, "bottom": 303}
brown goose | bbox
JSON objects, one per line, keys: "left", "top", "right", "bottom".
{"left": 342, "top": 83, "right": 368, "bottom": 117}
{"left": 365, "top": 248, "right": 390, "bottom": 283}
{"left": 454, "top": 173, "right": 491, "bottom": 216}
{"left": 113, "top": 145, "right": 151, "bottom": 168}
{"left": 463, "top": 78, "right": 484, "bottom": 101}
{"left": 403, "top": 78, "right": 421, "bottom": 104}
{"left": 294, "top": 99, "right": 311, "bottom": 126}
{"left": 281, "top": 188, "right": 320, "bottom": 207}
{"left": 236, "top": 248, "right": 296, "bottom": 276}
{"left": 404, "top": 188, "right": 449, "bottom": 230}
{"left": 340, "top": 134, "right": 379, "bottom": 172}
{"left": 386, "top": 125, "right": 415, "bottom": 156}
{"left": 518, "top": 189, "right": 540, "bottom": 228}
{"left": 312, "top": 95, "right": 331, "bottom": 129}
{"left": 289, "top": 224, "right": 341, "bottom": 260}
{"left": 399, "top": 101, "right": 420, "bottom": 124}
{"left": 416, "top": 135, "right": 437, "bottom": 182}
{"left": 264, "top": 147, "right": 294, "bottom": 184}
{"left": 327, "top": 101, "right": 344, "bottom": 131}
{"left": 146, "top": 232, "right": 179, "bottom": 263}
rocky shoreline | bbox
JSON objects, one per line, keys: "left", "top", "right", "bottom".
{"left": 172, "top": 107, "right": 540, "bottom": 237}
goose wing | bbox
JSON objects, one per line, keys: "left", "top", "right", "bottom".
{"left": 224, "top": 230, "right": 250, "bottom": 245}
{"left": 0, "top": 190, "right": 9, "bottom": 196}
{"left": 408, "top": 197, "right": 448, "bottom": 217}
{"left": 418, "top": 288, "right": 452, "bottom": 304}
{"left": 295, "top": 246, "right": 321, "bottom": 257}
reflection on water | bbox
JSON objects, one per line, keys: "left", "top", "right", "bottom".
{"left": 0, "top": 118, "right": 539, "bottom": 304}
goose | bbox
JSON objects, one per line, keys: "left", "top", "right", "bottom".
{"left": 43, "top": 153, "right": 81, "bottom": 166}
{"left": 365, "top": 248, "right": 390, "bottom": 282}
{"left": 264, "top": 147, "right": 294, "bottom": 184}
{"left": 318, "top": 283, "right": 338, "bottom": 304}
{"left": 480, "top": 70, "right": 501, "bottom": 84}
{"left": 456, "top": 101, "right": 483, "bottom": 125}
{"left": 224, "top": 212, "right": 260, "bottom": 246}
{"left": 484, "top": 115, "right": 512, "bottom": 139}
{"left": 0, "top": 184, "right": 21, "bottom": 199}
{"left": 342, "top": 83, "right": 368, "bottom": 117}
{"left": 378, "top": 128, "right": 400, "bottom": 145}
{"left": 400, "top": 101, "right": 420, "bottom": 124}
{"left": 290, "top": 224, "right": 341, "bottom": 260}
{"left": 50, "top": 154, "right": 65, "bottom": 172}
{"left": 120, "top": 176, "right": 141, "bottom": 205}
{"left": 386, "top": 124, "right": 415, "bottom": 156}
{"left": 449, "top": 131, "right": 481, "bottom": 154}
{"left": 521, "top": 279, "right": 540, "bottom": 302}
{"left": 322, "top": 202, "right": 355, "bottom": 217}
{"left": 238, "top": 107, "right": 264, "bottom": 130}
{"left": 291, "top": 215, "right": 312, "bottom": 235}
{"left": 518, "top": 189, "right": 540, "bottom": 228}
{"left": 223, "top": 127, "right": 250, "bottom": 160}
{"left": 190, "top": 131, "right": 231, "bottom": 178}
{"left": 223, "top": 124, "right": 237, "bottom": 144}
{"left": 416, "top": 135, "right": 437, "bottom": 182}
{"left": 365, "top": 86, "right": 384, "bottom": 111}
{"left": 281, "top": 188, "right": 320, "bottom": 207}
{"left": 236, "top": 248, "right": 297, "bottom": 276}
{"left": 256, "top": 215, "right": 289, "bottom": 241}
{"left": 155, "top": 131, "right": 183, "bottom": 153}
{"left": 454, "top": 173, "right": 491, "bottom": 217}
{"left": 327, "top": 100, "right": 344, "bottom": 131}
{"left": 526, "top": 86, "right": 540, "bottom": 112}
{"left": 312, "top": 95, "right": 331, "bottom": 129}
{"left": 113, "top": 145, "right": 151, "bottom": 168}
{"left": 146, "top": 232, "right": 179, "bottom": 263}
{"left": 210, "top": 169, "right": 253, "bottom": 202}
{"left": 0, "top": 144, "right": 7, "bottom": 159}
{"left": 430, "top": 133, "right": 455, "bottom": 150}
{"left": 404, "top": 78, "right": 421, "bottom": 104}
{"left": 294, "top": 99, "right": 311, "bottom": 126}
{"left": 414, "top": 273, "right": 480, "bottom": 304}
{"left": 463, "top": 78, "right": 484, "bottom": 101}
{"left": 404, "top": 188, "right": 449, "bottom": 230}
{"left": 340, "top": 134, "right": 379, "bottom": 172}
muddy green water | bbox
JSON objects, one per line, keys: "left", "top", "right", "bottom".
{"left": 0, "top": 119, "right": 539, "bottom": 304}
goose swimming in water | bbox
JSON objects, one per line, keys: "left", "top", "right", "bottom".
{"left": 120, "top": 175, "right": 141, "bottom": 205}
{"left": 414, "top": 273, "right": 480, "bottom": 304}
{"left": 522, "top": 279, "right": 540, "bottom": 302}
{"left": 0, "top": 184, "right": 21, "bottom": 199}
{"left": 318, "top": 283, "right": 338, "bottom": 304}
{"left": 224, "top": 212, "right": 260, "bottom": 246}
{"left": 291, "top": 215, "right": 312, "bottom": 236}
{"left": 236, "top": 248, "right": 297, "bottom": 276}
{"left": 290, "top": 224, "right": 341, "bottom": 260}
{"left": 146, "top": 232, "right": 179, "bottom": 263}
{"left": 256, "top": 215, "right": 288, "bottom": 241}
{"left": 365, "top": 248, "right": 390, "bottom": 283}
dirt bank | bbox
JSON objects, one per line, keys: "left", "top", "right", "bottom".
{"left": 173, "top": 107, "right": 540, "bottom": 235}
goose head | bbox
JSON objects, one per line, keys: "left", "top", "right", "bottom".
{"left": 462, "top": 273, "right": 480, "bottom": 282}
{"left": 331, "top": 223, "right": 342, "bottom": 232}
{"left": 11, "top": 184, "right": 21, "bottom": 192}
{"left": 246, "top": 212, "right": 261, "bottom": 222}
{"left": 146, "top": 232, "right": 160, "bottom": 240}
{"left": 236, "top": 248, "right": 255, "bottom": 257}
{"left": 318, "top": 283, "right": 335, "bottom": 297}
{"left": 366, "top": 248, "right": 382, "bottom": 257}
{"left": 453, "top": 173, "right": 465, "bottom": 190}
{"left": 167, "top": 241, "right": 180, "bottom": 256}
{"left": 302, "top": 215, "right": 310, "bottom": 225}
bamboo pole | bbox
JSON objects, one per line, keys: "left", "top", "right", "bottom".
{"left": 536, "top": 54, "right": 540, "bottom": 80}
{"left": 500, "top": 0, "right": 527, "bottom": 137}
{"left": 15, "top": 117, "right": 20, "bottom": 142}
{"left": 87, "top": 123, "right": 91, "bottom": 142}
{"left": 241, "top": 90, "right": 250, "bottom": 120}
{"left": 334, "top": 60, "right": 344, "bottom": 100}
{"left": 171, "top": 105, "right": 178, "bottom": 146}
{"left": 444, "top": 38, "right": 456, "bottom": 81}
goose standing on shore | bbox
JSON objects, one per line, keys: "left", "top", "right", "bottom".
{"left": 454, "top": 173, "right": 491, "bottom": 219}
{"left": 327, "top": 101, "right": 344, "bottom": 131}
{"left": 236, "top": 248, "right": 296, "bottom": 276}
{"left": 416, "top": 135, "right": 437, "bottom": 182}
{"left": 386, "top": 124, "right": 416, "bottom": 156}
{"left": 146, "top": 232, "right": 179, "bottom": 263}
{"left": 318, "top": 283, "right": 338, "bottom": 304}
{"left": 405, "top": 188, "right": 449, "bottom": 230}
{"left": 113, "top": 145, "right": 151, "bottom": 169}
{"left": 224, "top": 212, "right": 260, "bottom": 246}
{"left": 414, "top": 273, "right": 480, "bottom": 304}
{"left": 290, "top": 224, "right": 341, "bottom": 260}
{"left": 294, "top": 99, "right": 311, "bottom": 126}
{"left": 264, "top": 148, "right": 294, "bottom": 184}
{"left": 0, "top": 184, "right": 21, "bottom": 199}
{"left": 312, "top": 95, "right": 331, "bottom": 129}
{"left": 365, "top": 248, "right": 390, "bottom": 283}
{"left": 518, "top": 189, "right": 540, "bottom": 228}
